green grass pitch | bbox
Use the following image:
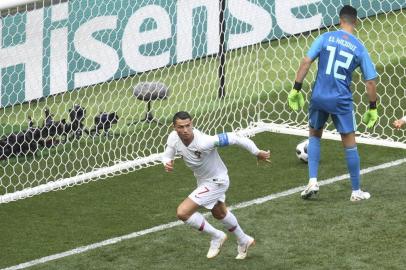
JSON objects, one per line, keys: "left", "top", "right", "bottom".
{"left": 0, "top": 10, "right": 405, "bottom": 270}
{"left": 0, "top": 132, "right": 405, "bottom": 269}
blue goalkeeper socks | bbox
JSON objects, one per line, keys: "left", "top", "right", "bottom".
{"left": 345, "top": 146, "right": 360, "bottom": 191}
{"left": 308, "top": 136, "right": 321, "bottom": 179}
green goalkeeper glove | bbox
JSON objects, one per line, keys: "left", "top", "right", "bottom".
{"left": 287, "top": 89, "right": 304, "bottom": 111}
{"left": 362, "top": 108, "right": 378, "bottom": 128}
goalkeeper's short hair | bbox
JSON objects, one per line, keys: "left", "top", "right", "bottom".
{"left": 339, "top": 5, "right": 357, "bottom": 22}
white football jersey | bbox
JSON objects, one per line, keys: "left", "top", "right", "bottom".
{"left": 162, "top": 129, "right": 260, "bottom": 183}
{"left": 164, "top": 129, "right": 228, "bottom": 182}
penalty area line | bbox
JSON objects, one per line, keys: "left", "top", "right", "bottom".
{"left": 3, "top": 157, "right": 406, "bottom": 270}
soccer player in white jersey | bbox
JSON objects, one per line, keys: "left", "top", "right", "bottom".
{"left": 288, "top": 5, "right": 378, "bottom": 201}
{"left": 393, "top": 116, "right": 406, "bottom": 129}
{"left": 162, "top": 111, "right": 270, "bottom": 259}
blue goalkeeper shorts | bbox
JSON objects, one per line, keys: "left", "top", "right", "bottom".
{"left": 309, "top": 108, "right": 357, "bottom": 134}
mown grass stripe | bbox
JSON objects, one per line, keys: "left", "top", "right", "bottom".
{"left": 3, "top": 157, "right": 406, "bottom": 270}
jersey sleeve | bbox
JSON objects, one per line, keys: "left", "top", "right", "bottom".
{"left": 162, "top": 145, "right": 175, "bottom": 164}
{"left": 359, "top": 49, "right": 377, "bottom": 81}
{"left": 306, "top": 34, "right": 325, "bottom": 60}
{"left": 213, "top": 132, "right": 260, "bottom": 156}
{"left": 161, "top": 132, "right": 177, "bottom": 164}
{"left": 199, "top": 134, "right": 219, "bottom": 151}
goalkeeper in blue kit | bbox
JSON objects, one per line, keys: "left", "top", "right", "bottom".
{"left": 288, "top": 5, "right": 378, "bottom": 201}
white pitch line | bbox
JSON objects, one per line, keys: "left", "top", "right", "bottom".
{"left": 3, "top": 158, "right": 406, "bottom": 270}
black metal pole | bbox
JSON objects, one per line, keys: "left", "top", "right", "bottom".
{"left": 218, "top": 0, "right": 226, "bottom": 99}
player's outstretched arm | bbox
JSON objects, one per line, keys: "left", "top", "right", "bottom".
{"left": 216, "top": 133, "right": 271, "bottom": 163}
{"left": 393, "top": 117, "right": 406, "bottom": 129}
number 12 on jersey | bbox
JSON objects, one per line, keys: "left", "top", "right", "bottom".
{"left": 325, "top": 45, "right": 354, "bottom": 80}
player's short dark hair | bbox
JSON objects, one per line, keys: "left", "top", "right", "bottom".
{"left": 172, "top": 111, "right": 192, "bottom": 125}
{"left": 339, "top": 5, "right": 357, "bottom": 22}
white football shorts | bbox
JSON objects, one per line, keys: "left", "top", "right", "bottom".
{"left": 189, "top": 179, "right": 230, "bottom": 210}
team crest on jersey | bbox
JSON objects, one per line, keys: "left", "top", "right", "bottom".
{"left": 194, "top": 150, "right": 202, "bottom": 158}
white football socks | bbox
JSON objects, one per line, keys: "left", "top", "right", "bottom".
{"left": 186, "top": 212, "right": 221, "bottom": 237}
{"left": 220, "top": 211, "right": 248, "bottom": 243}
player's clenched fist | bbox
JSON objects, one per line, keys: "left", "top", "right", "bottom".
{"left": 164, "top": 160, "right": 174, "bottom": 172}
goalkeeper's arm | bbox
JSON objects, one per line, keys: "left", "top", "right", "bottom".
{"left": 288, "top": 56, "right": 313, "bottom": 111}
{"left": 365, "top": 79, "right": 377, "bottom": 108}
{"left": 295, "top": 56, "right": 313, "bottom": 85}
{"left": 362, "top": 79, "right": 379, "bottom": 128}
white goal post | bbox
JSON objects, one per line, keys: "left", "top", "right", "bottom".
{"left": 0, "top": 0, "right": 405, "bottom": 203}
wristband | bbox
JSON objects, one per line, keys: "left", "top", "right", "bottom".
{"left": 369, "top": 101, "right": 377, "bottom": 109}
{"left": 293, "top": 81, "right": 302, "bottom": 91}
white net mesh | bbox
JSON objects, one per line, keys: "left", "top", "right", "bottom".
{"left": 0, "top": 0, "right": 405, "bottom": 203}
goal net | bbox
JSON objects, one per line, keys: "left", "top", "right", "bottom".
{"left": 0, "top": 0, "right": 405, "bottom": 203}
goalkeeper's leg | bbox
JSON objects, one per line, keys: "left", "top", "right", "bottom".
{"left": 335, "top": 113, "right": 370, "bottom": 201}
{"left": 302, "top": 110, "right": 329, "bottom": 199}
{"left": 301, "top": 127, "right": 323, "bottom": 199}
{"left": 341, "top": 132, "right": 371, "bottom": 201}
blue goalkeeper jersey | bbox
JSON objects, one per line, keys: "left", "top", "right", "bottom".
{"left": 307, "top": 30, "right": 377, "bottom": 114}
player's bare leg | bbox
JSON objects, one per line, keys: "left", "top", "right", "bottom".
{"left": 176, "top": 197, "right": 200, "bottom": 221}
{"left": 177, "top": 198, "right": 226, "bottom": 258}
{"left": 301, "top": 128, "right": 322, "bottom": 199}
{"left": 340, "top": 132, "right": 371, "bottom": 201}
{"left": 212, "top": 202, "right": 255, "bottom": 259}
